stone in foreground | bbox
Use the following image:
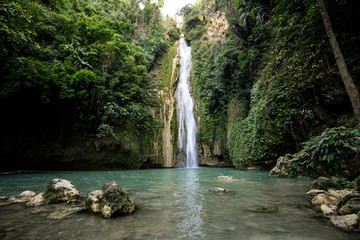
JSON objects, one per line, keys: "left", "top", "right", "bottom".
{"left": 86, "top": 181, "right": 135, "bottom": 218}
{"left": 43, "top": 179, "right": 80, "bottom": 203}
{"left": 27, "top": 179, "right": 80, "bottom": 206}
{"left": 330, "top": 214, "right": 359, "bottom": 231}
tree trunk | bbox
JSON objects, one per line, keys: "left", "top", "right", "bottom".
{"left": 316, "top": 0, "right": 360, "bottom": 126}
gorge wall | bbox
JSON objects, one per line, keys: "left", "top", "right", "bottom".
{"left": 183, "top": 0, "right": 360, "bottom": 169}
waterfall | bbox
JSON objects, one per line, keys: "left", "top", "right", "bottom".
{"left": 175, "top": 38, "right": 198, "bottom": 168}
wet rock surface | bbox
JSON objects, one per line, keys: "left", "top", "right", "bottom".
{"left": 209, "top": 187, "right": 229, "bottom": 192}
{"left": 85, "top": 181, "right": 135, "bottom": 218}
{"left": 309, "top": 186, "right": 360, "bottom": 232}
{"left": 43, "top": 178, "right": 80, "bottom": 203}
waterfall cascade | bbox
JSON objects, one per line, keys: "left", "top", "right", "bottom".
{"left": 175, "top": 38, "right": 198, "bottom": 168}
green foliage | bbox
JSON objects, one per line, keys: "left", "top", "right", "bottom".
{"left": 43, "top": 189, "right": 64, "bottom": 204}
{"left": 183, "top": 0, "right": 360, "bottom": 169}
{"left": 0, "top": 0, "right": 177, "bottom": 168}
{"left": 289, "top": 127, "right": 360, "bottom": 177}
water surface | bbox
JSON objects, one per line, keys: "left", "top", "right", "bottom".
{"left": 0, "top": 168, "right": 358, "bottom": 239}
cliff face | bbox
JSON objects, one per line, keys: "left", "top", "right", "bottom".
{"left": 185, "top": 5, "right": 233, "bottom": 167}
{"left": 202, "top": 6, "right": 228, "bottom": 44}
{"left": 183, "top": 0, "right": 360, "bottom": 168}
{"left": 154, "top": 42, "right": 180, "bottom": 167}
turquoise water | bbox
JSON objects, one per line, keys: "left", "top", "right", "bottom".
{"left": 0, "top": 168, "right": 359, "bottom": 239}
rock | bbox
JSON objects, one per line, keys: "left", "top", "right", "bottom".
{"left": 0, "top": 197, "right": 13, "bottom": 206}
{"left": 209, "top": 187, "right": 228, "bottom": 192}
{"left": 355, "top": 176, "right": 360, "bottom": 192}
{"left": 248, "top": 206, "right": 278, "bottom": 213}
{"left": 19, "top": 191, "right": 36, "bottom": 198}
{"left": 327, "top": 189, "right": 356, "bottom": 199}
{"left": 26, "top": 193, "right": 46, "bottom": 207}
{"left": 339, "top": 197, "right": 360, "bottom": 215}
{"left": 216, "top": 176, "right": 235, "bottom": 181}
{"left": 330, "top": 214, "right": 359, "bottom": 231}
{"left": 311, "top": 194, "right": 339, "bottom": 206}
{"left": 306, "top": 189, "right": 326, "bottom": 196}
{"left": 311, "top": 176, "right": 347, "bottom": 190}
{"left": 43, "top": 179, "right": 80, "bottom": 203}
{"left": 320, "top": 204, "right": 337, "bottom": 216}
{"left": 85, "top": 181, "right": 135, "bottom": 218}
{"left": 269, "top": 156, "right": 290, "bottom": 177}
{"left": 48, "top": 206, "right": 85, "bottom": 220}
{"left": 245, "top": 167, "right": 258, "bottom": 170}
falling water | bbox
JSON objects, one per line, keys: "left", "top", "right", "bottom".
{"left": 175, "top": 38, "right": 198, "bottom": 168}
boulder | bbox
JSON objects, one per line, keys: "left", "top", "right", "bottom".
{"left": 43, "top": 179, "right": 80, "bottom": 203}
{"left": 269, "top": 156, "right": 290, "bottom": 177}
{"left": 26, "top": 193, "right": 46, "bottom": 207}
{"left": 320, "top": 204, "right": 337, "bottom": 216}
{"left": 330, "top": 214, "right": 359, "bottom": 231}
{"left": 339, "top": 197, "right": 360, "bottom": 215}
{"left": 311, "top": 177, "right": 347, "bottom": 190}
{"left": 311, "top": 194, "right": 339, "bottom": 206}
{"left": 327, "top": 189, "right": 356, "bottom": 199}
{"left": 85, "top": 181, "right": 135, "bottom": 218}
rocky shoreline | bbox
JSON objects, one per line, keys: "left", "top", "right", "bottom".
{"left": 0, "top": 178, "right": 135, "bottom": 219}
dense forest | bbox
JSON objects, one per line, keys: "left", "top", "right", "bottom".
{"left": 1, "top": 0, "right": 360, "bottom": 178}
{"left": 0, "top": 0, "right": 180, "bottom": 169}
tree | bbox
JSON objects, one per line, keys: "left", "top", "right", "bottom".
{"left": 316, "top": 0, "right": 360, "bottom": 126}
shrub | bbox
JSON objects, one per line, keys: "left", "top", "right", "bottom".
{"left": 289, "top": 127, "right": 360, "bottom": 177}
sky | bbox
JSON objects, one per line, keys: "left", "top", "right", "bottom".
{"left": 161, "top": 0, "right": 197, "bottom": 18}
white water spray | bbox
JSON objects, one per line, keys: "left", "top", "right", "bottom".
{"left": 176, "top": 38, "right": 198, "bottom": 168}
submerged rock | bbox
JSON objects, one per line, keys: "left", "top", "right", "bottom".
{"left": 330, "top": 214, "right": 359, "bottom": 231}
{"left": 216, "top": 176, "right": 235, "bottom": 181}
{"left": 48, "top": 206, "right": 85, "bottom": 220}
{"left": 43, "top": 178, "right": 80, "bottom": 203}
{"left": 85, "top": 181, "right": 135, "bottom": 218}
{"left": 248, "top": 206, "right": 278, "bottom": 213}
{"left": 209, "top": 187, "right": 228, "bottom": 192}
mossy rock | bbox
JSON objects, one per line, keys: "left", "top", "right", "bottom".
{"left": 43, "top": 179, "right": 80, "bottom": 204}
{"left": 248, "top": 206, "right": 278, "bottom": 213}
{"left": 86, "top": 181, "right": 135, "bottom": 218}
{"left": 311, "top": 177, "right": 347, "bottom": 190}
{"left": 339, "top": 198, "right": 360, "bottom": 215}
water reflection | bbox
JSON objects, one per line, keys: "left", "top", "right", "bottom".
{"left": 172, "top": 169, "right": 205, "bottom": 239}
